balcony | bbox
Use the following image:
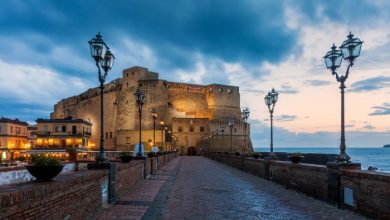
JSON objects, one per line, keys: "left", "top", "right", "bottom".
{"left": 37, "top": 131, "right": 91, "bottom": 137}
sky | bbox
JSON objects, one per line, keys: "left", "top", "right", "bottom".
{"left": 0, "top": 0, "right": 389, "bottom": 148}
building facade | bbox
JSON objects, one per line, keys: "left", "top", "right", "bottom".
{"left": 35, "top": 118, "right": 92, "bottom": 150}
{"left": 0, "top": 117, "right": 29, "bottom": 160}
{"left": 50, "top": 66, "right": 253, "bottom": 155}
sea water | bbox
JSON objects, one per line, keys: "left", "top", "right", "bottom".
{"left": 254, "top": 147, "right": 390, "bottom": 173}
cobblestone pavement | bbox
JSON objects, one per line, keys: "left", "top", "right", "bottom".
{"left": 91, "top": 158, "right": 181, "bottom": 220}
{"left": 92, "top": 157, "right": 367, "bottom": 220}
{"left": 158, "top": 157, "right": 367, "bottom": 220}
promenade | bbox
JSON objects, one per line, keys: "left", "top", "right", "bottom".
{"left": 92, "top": 156, "right": 366, "bottom": 220}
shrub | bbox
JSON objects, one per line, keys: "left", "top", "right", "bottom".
{"left": 147, "top": 152, "right": 156, "bottom": 157}
{"left": 66, "top": 147, "right": 77, "bottom": 154}
{"left": 252, "top": 152, "right": 261, "bottom": 159}
{"left": 17, "top": 156, "right": 26, "bottom": 162}
{"left": 234, "top": 152, "right": 241, "bottom": 157}
{"left": 119, "top": 151, "right": 130, "bottom": 156}
{"left": 290, "top": 152, "right": 302, "bottom": 157}
{"left": 30, "top": 154, "right": 61, "bottom": 166}
{"left": 224, "top": 152, "right": 229, "bottom": 155}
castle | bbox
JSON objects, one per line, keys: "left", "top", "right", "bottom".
{"left": 50, "top": 66, "right": 253, "bottom": 155}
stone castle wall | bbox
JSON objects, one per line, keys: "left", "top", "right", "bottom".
{"left": 50, "top": 66, "right": 253, "bottom": 154}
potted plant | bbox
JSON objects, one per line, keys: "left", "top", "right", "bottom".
{"left": 25, "top": 155, "right": 64, "bottom": 181}
{"left": 147, "top": 152, "right": 156, "bottom": 157}
{"left": 252, "top": 152, "right": 261, "bottom": 159}
{"left": 289, "top": 152, "right": 304, "bottom": 163}
{"left": 119, "top": 152, "right": 133, "bottom": 163}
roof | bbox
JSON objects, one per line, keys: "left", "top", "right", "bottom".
{"left": 0, "top": 117, "right": 28, "bottom": 126}
{"left": 36, "top": 118, "right": 92, "bottom": 126}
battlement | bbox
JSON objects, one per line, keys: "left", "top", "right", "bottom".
{"left": 123, "top": 66, "right": 159, "bottom": 81}
{"left": 167, "top": 82, "right": 206, "bottom": 94}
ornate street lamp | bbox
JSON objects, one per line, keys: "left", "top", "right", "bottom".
{"left": 241, "top": 107, "right": 250, "bottom": 152}
{"left": 264, "top": 88, "right": 278, "bottom": 156}
{"left": 152, "top": 108, "right": 157, "bottom": 150}
{"left": 134, "top": 87, "right": 146, "bottom": 158}
{"left": 228, "top": 120, "right": 235, "bottom": 154}
{"left": 324, "top": 32, "right": 363, "bottom": 163}
{"left": 88, "top": 32, "right": 115, "bottom": 163}
{"left": 160, "top": 121, "right": 164, "bottom": 151}
{"left": 220, "top": 125, "right": 225, "bottom": 152}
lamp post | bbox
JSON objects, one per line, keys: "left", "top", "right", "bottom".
{"left": 134, "top": 88, "right": 146, "bottom": 158}
{"left": 241, "top": 107, "right": 250, "bottom": 152}
{"left": 88, "top": 32, "right": 115, "bottom": 163}
{"left": 264, "top": 89, "right": 279, "bottom": 156}
{"left": 229, "top": 120, "right": 234, "bottom": 154}
{"left": 164, "top": 126, "right": 168, "bottom": 150}
{"left": 323, "top": 32, "right": 363, "bottom": 163}
{"left": 160, "top": 121, "right": 164, "bottom": 151}
{"left": 152, "top": 108, "right": 157, "bottom": 150}
{"left": 220, "top": 126, "right": 225, "bottom": 152}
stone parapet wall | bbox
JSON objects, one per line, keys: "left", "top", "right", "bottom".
{"left": 0, "top": 152, "right": 177, "bottom": 219}
{"left": 205, "top": 152, "right": 390, "bottom": 219}
{"left": 341, "top": 169, "right": 390, "bottom": 219}
{"left": 0, "top": 170, "right": 108, "bottom": 220}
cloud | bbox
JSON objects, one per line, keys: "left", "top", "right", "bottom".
{"left": 305, "top": 80, "right": 332, "bottom": 86}
{"left": 370, "top": 103, "right": 390, "bottom": 116}
{"left": 362, "top": 124, "right": 375, "bottom": 130}
{"left": 265, "top": 115, "right": 298, "bottom": 122}
{"left": 278, "top": 84, "right": 299, "bottom": 94}
{"left": 0, "top": 59, "right": 89, "bottom": 120}
{"left": 350, "top": 76, "right": 390, "bottom": 92}
{"left": 249, "top": 119, "right": 388, "bottom": 148}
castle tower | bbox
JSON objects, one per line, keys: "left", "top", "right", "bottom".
{"left": 51, "top": 66, "right": 253, "bottom": 155}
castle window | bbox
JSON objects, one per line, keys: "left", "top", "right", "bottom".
{"left": 234, "top": 128, "right": 237, "bottom": 133}
{"left": 110, "top": 132, "right": 113, "bottom": 139}
{"left": 218, "top": 88, "right": 222, "bottom": 92}
{"left": 125, "top": 137, "right": 130, "bottom": 144}
{"left": 139, "top": 83, "right": 143, "bottom": 87}
{"left": 200, "top": 126, "right": 204, "bottom": 132}
{"left": 62, "top": 126, "right": 66, "bottom": 132}
{"left": 132, "top": 72, "right": 134, "bottom": 76}
{"left": 126, "top": 72, "right": 128, "bottom": 77}
{"left": 55, "top": 125, "right": 61, "bottom": 132}
{"left": 127, "top": 82, "right": 129, "bottom": 87}
{"left": 227, "top": 88, "right": 231, "bottom": 93}
{"left": 189, "top": 126, "right": 194, "bottom": 132}
{"left": 105, "top": 132, "right": 108, "bottom": 139}
{"left": 178, "top": 127, "right": 183, "bottom": 132}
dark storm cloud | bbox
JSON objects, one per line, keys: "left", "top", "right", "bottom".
{"left": 350, "top": 76, "right": 390, "bottom": 92}
{"left": 0, "top": 0, "right": 296, "bottom": 72}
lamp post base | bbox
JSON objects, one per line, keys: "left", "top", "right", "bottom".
{"left": 336, "top": 152, "right": 351, "bottom": 163}
{"left": 96, "top": 153, "right": 108, "bottom": 162}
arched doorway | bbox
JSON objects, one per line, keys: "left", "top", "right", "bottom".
{"left": 187, "top": 146, "right": 197, "bottom": 156}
